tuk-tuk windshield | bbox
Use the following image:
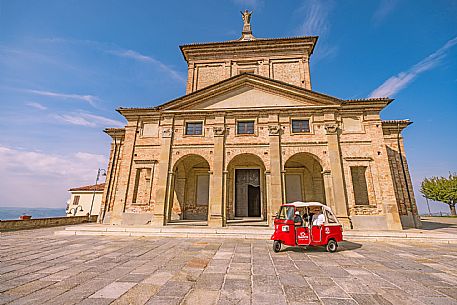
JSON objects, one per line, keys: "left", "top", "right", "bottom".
{"left": 277, "top": 206, "right": 294, "bottom": 220}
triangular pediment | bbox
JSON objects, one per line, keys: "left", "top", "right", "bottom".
{"left": 189, "top": 85, "right": 320, "bottom": 110}
{"left": 157, "top": 74, "right": 342, "bottom": 111}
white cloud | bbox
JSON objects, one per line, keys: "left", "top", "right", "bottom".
{"left": 0, "top": 146, "right": 108, "bottom": 207}
{"left": 26, "top": 89, "right": 99, "bottom": 107}
{"left": 36, "top": 37, "right": 186, "bottom": 84}
{"left": 108, "top": 49, "right": 185, "bottom": 83}
{"left": 0, "top": 146, "right": 106, "bottom": 180}
{"left": 297, "top": 0, "right": 334, "bottom": 37}
{"left": 372, "top": 0, "right": 398, "bottom": 25}
{"left": 369, "top": 36, "right": 457, "bottom": 97}
{"left": 53, "top": 112, "right": 125, "bottom": 128}
{"left": 26, "top": 102, "right": 47, "bottom": 110}
{"left": 296, "top": 0, "right": 337, "bottom": 64}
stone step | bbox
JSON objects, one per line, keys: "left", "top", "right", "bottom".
{"left": 55, "top": 224, "right": 457, "bottom": 243}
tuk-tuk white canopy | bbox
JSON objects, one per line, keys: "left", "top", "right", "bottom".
{"left": 284, "top": 202, "right": 337, "bottom": 215}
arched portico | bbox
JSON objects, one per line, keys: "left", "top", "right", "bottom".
{"left": 168, "top": 154, "right": 210, "bottom": 222}
{"left": 284, "top": 152, "right": 326, "bottom": 204}
{"left": 226, "top": 153, "right": 267, "bottom": 221}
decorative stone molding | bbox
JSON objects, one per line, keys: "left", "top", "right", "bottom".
{"left": 343, "top": 157, "right": 373, "bottom": 161}
{"left": 268, "top": 125, "right": 281, "bottom": 135}
{"left": 324, "top": 123, "right": 338, "bottom": 135}
{"left": 321, "top": 169, "right": 331, "bottom": 175}
{"left": 134, "top": 159, "right": 158, "bottom": 165}
{"left": 162, "top": 128, "right": 173, "bottom": 138}
{"left": 213, "top": 126, "right": 225, "bottom": 136}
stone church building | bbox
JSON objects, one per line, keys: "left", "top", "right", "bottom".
{"left": 98, "top": 12, "right": 420, "bottom": 230}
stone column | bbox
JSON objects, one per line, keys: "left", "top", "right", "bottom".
{"left": 268, "top": 123, "right": 283, "bottom": 224}
{"left": 322, "top": 170, "right": 335, "bottom": 212}
{"left": 208, "top": 124, "right": 225, "bottom": 227}
{"left": 151, "top": 125, "right": 173, "bottom": 226}
{"left": 222, "top": 170, "right": 228, "bottom": 226}
{"left": 325, "top": 123, "right": 350, "bottom": 228}
{"left": 265, "top": 170, "right": 273, "bottom": 226}
{"left": 164, "top": 171, "right": 175, "bottom": 223}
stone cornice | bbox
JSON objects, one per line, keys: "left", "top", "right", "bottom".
{"left": 341, "top": 98, "right": 393, "bottom": 111}
{"left": 114, "top": 75, "right": 395, "bottom": 119}
{"left": 180, "top": 36, "right": 318, "bottom": 62}
{"left": 381, "top": 119, "right": 412, "bottom": 134}
{"left": 104, "top": 128, "right": 125, "bottom": 140}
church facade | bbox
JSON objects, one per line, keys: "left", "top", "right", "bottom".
{"left": 98, "top": 12, "right": 421, "bottom": 230}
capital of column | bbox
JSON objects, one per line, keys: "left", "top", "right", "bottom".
{"left": 162, "top": 127, "right": 173, "bottom": 138}
{"left": 324, "top": 123, "right": 338, "bottom": 135}
{"left": 268, "top": 125, "right": 281, "bottom": 136}
{"left": 321, "top": 169, "right": 331, "bottom": 175}
{"left": 213, "top": 126, "right": 225, "bottom": 136}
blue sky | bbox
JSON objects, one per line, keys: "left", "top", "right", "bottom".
{"left": 0, "top": 0, "right": 456, "bottom": 214}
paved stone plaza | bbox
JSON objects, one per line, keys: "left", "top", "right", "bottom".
{"left": 1, "top": 227, "right": 457, "bottom": 305}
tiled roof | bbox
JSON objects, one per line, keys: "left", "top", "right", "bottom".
{"left": 69, "top": 183, "right": 105, "bottom": 192}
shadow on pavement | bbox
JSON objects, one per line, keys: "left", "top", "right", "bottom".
{"left": 279, "top": 241, "right": 362, "bottom": 253}
{"left": 418, "top": 218, "right": 457, "bottom": 230}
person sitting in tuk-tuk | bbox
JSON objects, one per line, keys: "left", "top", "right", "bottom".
{"left": 311, "top": 207, "right": 325, "bottom": 226}
{"left": 293, "top": 211, "right": 303, "bottom": 227}
{"left": 302, "top": 212, "right": 309, "bottom": 226}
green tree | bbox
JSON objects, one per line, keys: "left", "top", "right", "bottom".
{"left": 420, "top": 174, "right": 457, "bottom": 216}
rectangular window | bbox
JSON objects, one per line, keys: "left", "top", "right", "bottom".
{"left": 72, "top": 195, "right": 80, "bottom": 205}
{"left": 237, "top": 121, "right": 255, "bottom": 134}
{"left": 185, "top": 122, "right": 203, "bottom": 135}
{"left": 351, "top": 166, "right": 370, "bottom": 205}
{"left": 238, "top": 69, "right": 255, "bottom": 75}
{"left": 291, "top": 120, "right": 310, "bottom": 133}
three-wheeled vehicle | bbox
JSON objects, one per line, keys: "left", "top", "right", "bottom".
{"left": 271, "top": 202, "right": 343, "bottom": 253}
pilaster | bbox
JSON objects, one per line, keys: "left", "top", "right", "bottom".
{"left": 110, "top": 121, "right": 138, "bottom": 225}
{"left": 268, "top": 117, "right": 283, "bottom": 223}
{"left": 322, "top": 170, "right": 336, "bottom": 212}
{"left": 186, "top": 62, "right": 195, "bottom": 94}
{"left": 151, "top": 122, "right": 174, "bottom": 226}
{"left": 208, "top": 120, "right": 226, "bottom": 227}
{"left": 325, "top": 122, "right": 350, "bottom": 229}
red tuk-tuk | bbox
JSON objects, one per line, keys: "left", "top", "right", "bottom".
{"left": 271, "top": 202, "right": 343, "bottom": 253}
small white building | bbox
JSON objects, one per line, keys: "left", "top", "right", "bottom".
{"left": 66, "top": 183, "right": 105, "bottom": 217}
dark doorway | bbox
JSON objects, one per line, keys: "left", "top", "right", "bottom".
{"left": 248, "top": 185, "right": 261, "bottom": 217}
{"left": 235, "top": 169, "right": 261, "bottom": 217}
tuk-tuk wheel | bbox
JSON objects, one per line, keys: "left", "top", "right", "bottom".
{"left": 273, "top": 240, "right": 281, "bottom": 253}
{"left": 326, "top": 240, "right": 338, "bottom": 253}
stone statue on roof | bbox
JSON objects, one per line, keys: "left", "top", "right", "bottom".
{"left": 239, "top": 10, "right": 255, "bottom": 41}
{"left": 240, "top": 10, "right": 252, "bottom": 26}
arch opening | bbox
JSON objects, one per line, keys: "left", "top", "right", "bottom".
{"left": 284, "top": 152, "right": 326, "bottom": 204}
{"left": 169, "top": 154, "right": 210, "bottom": 222}
{"left": 226, "top": 153, "right": 266, "bottom": 221}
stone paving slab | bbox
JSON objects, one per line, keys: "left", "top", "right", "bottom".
{"left": 1, "top": 227, "right": 457, "bottom": 304}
